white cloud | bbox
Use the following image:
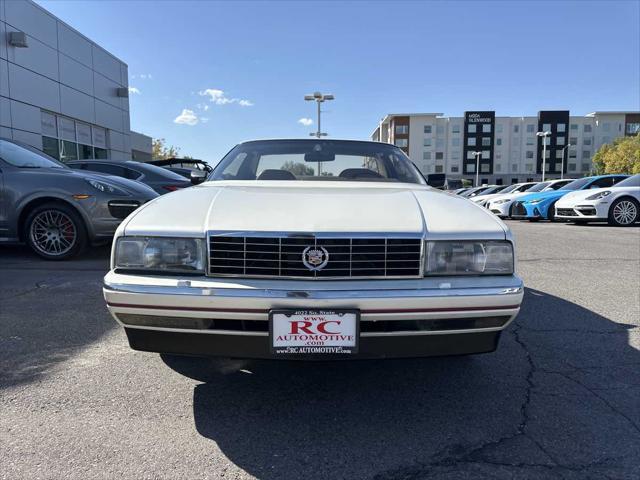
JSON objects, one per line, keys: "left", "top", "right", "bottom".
{"left": 173, "top": 109, "right": 199, "bottom": 126}
{"left": 200, "top": 117, "right": 210, "bottom": 124}
{"left": 128, "top": 87, "right": 140, "bottom": 95}
{"left": 198, "top": 88, "right": 253, "bottom": 107}
{"left": 132, "top": 73, "right": 152, "bottom": 80}
{"left": 298, "top": 117, "right": 313, "bottom": 126}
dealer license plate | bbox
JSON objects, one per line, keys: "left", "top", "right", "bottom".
{"left": 270, "top": 309, "right": 359, "bottom": 356}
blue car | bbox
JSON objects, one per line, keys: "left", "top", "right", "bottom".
{"left": 511, "top": 175, "right": 629, "bottom": 221}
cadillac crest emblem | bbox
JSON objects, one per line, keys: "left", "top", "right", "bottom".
{"left": 302, "top": 246, "right": 329, "bottom": 271}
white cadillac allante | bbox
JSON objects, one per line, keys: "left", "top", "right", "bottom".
{"left": 103, "top": 139, "right": 524, "bottom": 360}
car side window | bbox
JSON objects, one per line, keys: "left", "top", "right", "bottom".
{"left": 591, "top": 177, "right": 614, "bottom": 188}
{"left": 124, "top": 168, "right": 142, "bottom": 180}
{"left": 86, "top": 163, "right": 127, "bottom": 177}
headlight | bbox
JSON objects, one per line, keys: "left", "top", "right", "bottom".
{"left": 424, "top": 241, "right": 514, "bottom": 276}
{"left": 86, "top": 178, "right": 129, "bottom": 196}
{"left": 494, "top": 199, "right": 510, "bottom": 204}
{"left": 115, "top": 237, "right": 205, "bottom": 273}
{"left": 585, "top": 190, "right": 611, "bottom": 200}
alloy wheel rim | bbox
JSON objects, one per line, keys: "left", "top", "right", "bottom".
{"left": 29, "top": 210, "right": 77, "bottom": 256}
{"left": 613, "top": 201, "right": 637, "bottom": 225}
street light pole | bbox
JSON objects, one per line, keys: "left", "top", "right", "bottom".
{"left": 304, "top": 91, "right": 334, "bottom": 138}
{"left": 473, "top": 151, "right": 482, "bottom": 187}
{"left": 560, "top": 144, "right": 572, "bottom": 180}
{"left": 536, "top": 131, "right": 551, "bottom": 182}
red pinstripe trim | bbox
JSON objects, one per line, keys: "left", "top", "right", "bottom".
{"left": 106, "top": 302, "right": 519, "bottom": 314}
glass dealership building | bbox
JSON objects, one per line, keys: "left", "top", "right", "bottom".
{"left": 0, "top": 0, "right": 151, "bottom": 162}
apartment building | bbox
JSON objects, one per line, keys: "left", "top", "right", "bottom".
{"left": 372, "top": 111, "right": 640, "bottom": 185}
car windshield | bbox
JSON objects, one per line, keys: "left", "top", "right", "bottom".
{"left": 500, "top": 184, "right": 520, "bottom": 194}
{"left": 561, "top": 177, "right": 593, "bottom": 191}
{"left": 0, "top": 139, "right": 66, "bottom": 169}
{"left": 614, "top": 174, "right": 640, "bottom": 188}
{"left": 546, "top": 180, "right": 572, "bottom": 190}
{"left": 526, "top": 182, "right": 551, "bottom": 193}
{"left": 209, "top": 140, "right": 425, "bottom": 184}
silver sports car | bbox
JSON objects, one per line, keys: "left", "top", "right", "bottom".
{"left": 0, "top": 138, "right": 158, "bottom": 260}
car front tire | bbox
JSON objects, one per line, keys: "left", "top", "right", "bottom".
{"left": 608, "top": 197, "right": 639, "bottom": 227}
{"left": 25, "top": 202, "right": 87, "bottom": 260}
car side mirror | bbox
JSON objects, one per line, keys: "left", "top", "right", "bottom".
{"left": 190, "top": 170, "right": 207, "bottom": 185}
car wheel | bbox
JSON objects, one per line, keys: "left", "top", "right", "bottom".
{"left": 608, "top": 197, "right": 639, "bottom": 227}
{"left": 547, "top": 202, "right": 557, "bottom": 222}
{"left": 25, "top": 202, "right": 87, "bottom": 260}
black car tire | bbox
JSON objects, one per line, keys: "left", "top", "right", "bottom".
{"left": 24, "top": 202, "right": 87, "bottom": 260}
{"left": 608, "top": 197, "right": 639, "bottom": 227}
{"left": 547, "top": 201, "right": 558, "bottom": 222}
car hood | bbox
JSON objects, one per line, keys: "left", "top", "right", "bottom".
{"left": 518, "top": 189, "right": 569, "bottom": 203}
{"left": 33, "top": 167, "right": 158, "bottom": 196}
{"left": 555, "top": 188, "right": 608, "bottom": 204}
{"left": 121, "top": 181, "right": 508, "bottom": 240}
{"left": 472, "top": 192, "right": 504, "bottom": 203}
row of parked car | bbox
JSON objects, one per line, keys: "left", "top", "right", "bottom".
{"left": 450, "top": 174, "right": 640, "bottom": 226}
{"left": 0, "top": 138, "right": 210, "bottom": 260}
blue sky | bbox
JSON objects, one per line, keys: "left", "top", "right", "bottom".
{"left": 38, "top": 0, "right": 640, "bottom": 163}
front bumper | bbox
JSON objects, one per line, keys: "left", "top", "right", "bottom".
{"left": 488, "top": 201, "right": 512, "bottom": 218}
{"left": 510, "top": 201, "right": 547, "bottom": 219}
{"left": 103, "top": 272, "right": 524, "bottom": 359}
{"left": 555, "top": 200, "right": 607, "bottom": 220}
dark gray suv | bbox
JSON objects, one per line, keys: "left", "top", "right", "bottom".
{"left": 0, "top": 138, "right": 158, "bottom": 260}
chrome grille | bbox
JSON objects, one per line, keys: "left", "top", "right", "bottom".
{"left": 208, "top": 234, "right": 423, "bottom": 279}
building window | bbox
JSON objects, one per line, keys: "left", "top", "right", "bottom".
{"left": 495, "top": 163, "right": 501, "bottom": 172}
{"left": 482, "top": 124, "right": 491, "bottom": 133}
{"left": 42, "top": 136, "right": 60, "bottom": 159}
{"left": 466, "top": 163, "right": 476, "bottom": 173}
{"left": 435, "top": 152, "right": 444, "bottom": 160}
{"left": 436, "top": 125, "right": 444, "bottom": 134}
{"left": 543, "top": 123, "right": 551, "bottom": 132}
{"left": 496, "top": 138, "right": 502, "bottom": 146}
{"left": 452, "top": 138, "right": 460, "bottom": 147}
{"left": 496, "top": 152, "right": 502, "bottom": 159}
{"left": 424, "top": 125, "right": 432, "bottom": 134}
{"left": 569, "top": 136, "right": 577, "bottom": 146}
{"left": 526, "top": 124, "right": 535, "bottom": 133}
{"left": 467, "top": 151, "right": 476, "bottom": 160}
{"left": 423, "top": 151, "right": 431, "bottom": 160}
{"left": 544, "top": 150, "right": 550, "bottom": 159}
{"left": 482, "top": 137, "right": 491, "bottom": 146}
{"left": 482, "top": 150, "right": 490, "bottom": 159}
{"left": 451, "top": 165, "right": 459, "bottom": 173}
{"left": 582, "top": 163, "right": 591, "bottom": 171}
{"left": 582, "top": 150, "right": 591, "bottom": 159}
{"left": 451, "top": 151, "right": 460, "bottom": 160}
{"left": 557, "top": 136, "right": 565, "bottom": 146}
{"left": 556, "top": 150, "right": 564, "bottom": 159}
{"left": 451, "top": 124, "right": 460, "bottom": 134}
{"left": 435, "top": 164, "right": 444, "bottom": 173}
{"left": 481, "top": 164, "right": 490, "bottom": 173}
{"left": 602, "top": 122, "right": 610, "bottom": 132}
{"left": 544, "top": 163, "right": 550, "bottom": 172}
{"left": 514, "top": 125, "right": 519, "bottom": 133}
{"left": 395, "top": 125, "right": 408, "bottom": 134}
{"left": 570, "top": 124, "right": 578, "bottom": 130}
{"left": 583, "top": 138, "right": 591, "bottom": 146}
{"left": 526, "top": 151, "right": 534, "bottom": 159}
{"left": 395, "top": 138, "right": 408, "bottom": 148}
{"left": 424, "top": 138, "right": 432, "bottom": 147}
{"left": 543, "top": 137, "right": 551, "bottom": 146}
{"left": 526, "top": 137, "right": 534, "bottom": 145}
{"left": 626, "top": 123, "right": 640, "bottom": 135}
{"left": 41, "top": 111, "right": 108, "bottom": 163}
{"left": 468, "top": 124, "right": 477, "bottom": 133}
{"left": 557, "top": 123, "right": 566, "bottom": 133}
{"left": 569, "top": 150, "right": 577, "bottom": 158}
{"left": 436, "top": 138, "right": 444, "bottom": 148}
{"left": 512, "top": 164, "right": 518, "bottom": 172}
{"left": 584, "top": 124, "right": 592, "bottom": 133}
{"left": 496, "top": 124, "right": 503, "bottom": 133}
{"left": 525, "top": 163, "right": 533, "bottom": 172}
{"left": 569, "top": 163, "right": 576, "bottom": 171}
{"left": 467, "top": 137, "right": 476, "bottom": 146}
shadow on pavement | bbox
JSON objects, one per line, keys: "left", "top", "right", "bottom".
{"left": 162, "top": 288, "right": 640, "bottom": 479}
{"left": 0, "top": 243, "right": 114, "bottom": 388}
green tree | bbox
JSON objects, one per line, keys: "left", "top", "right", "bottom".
{"left": 592, "top": 134, "right": 640, "bottom": 175}
{"left": 152, "top": 138, "right": 181, "bottom": 160}
{"left": 281, "top": 161, "right": 314, "bottom": 176}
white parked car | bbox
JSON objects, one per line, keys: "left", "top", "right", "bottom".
{"left": 103, "top": 140, "right": 524, "bottom": 360}
{"left": 487, "top": 179, "right": 573, "bottom": 218}
{"left": 555, "top": 174, "right": 640, "bottom": 226}
{"left": 472, "top": 182, "right": 535, "bottom": 208}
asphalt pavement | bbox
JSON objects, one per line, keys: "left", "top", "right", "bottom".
{"left": 1, "top": 221, "right": 639, "bottom": 479}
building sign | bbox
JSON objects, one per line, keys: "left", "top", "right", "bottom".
{"left": 466, "top": 112, "right": 493, "bottom": 123}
